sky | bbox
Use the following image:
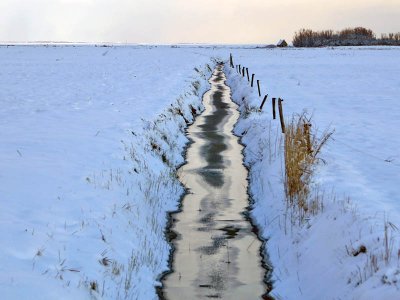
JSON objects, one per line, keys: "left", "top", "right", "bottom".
{"left": 0, "top": 0, "right": 399, "bottom": 44}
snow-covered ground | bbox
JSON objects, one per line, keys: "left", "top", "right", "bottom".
{"left": 0, "top": 45, "right": 218, "bottom": 299}
{"left": 225, "top": 46, "right": 400, "bottom": 299}
{"left": 230, "top": 46, "right": 400, "bottom": 219}
{"left": 1, "top": 45, "right": 400, "bottom": 299}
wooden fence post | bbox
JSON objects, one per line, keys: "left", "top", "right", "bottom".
{"left": 239, "top": 64, "right": 241, "bottom": 75}
{"left": 272, "top": 97, "right": 276, "bottom": 119}
{"left": 259, "top": 94, "right": 268, "bottom": 111}
{"left": 304, "top": 123, "right": 312, "bottom": 153}
{"left": 278, "top": 98, "right": 285, "bottom": 133}
{"left": 230, "top": 53, "right": 234, "bottom": 68}
{"left": 257, "top": 80, "right": 261, "bottom": 97}
{"left": 242, "top": 66, "right": 245, "bottom": 77}
{"left": 251, "top": 74, "right": 255, "bottom": 87}
{"left": 246, "top": 68, "right": 249, "bottom": 82}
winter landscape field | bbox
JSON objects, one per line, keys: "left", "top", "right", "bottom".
{"left": 1, "top": 44, "right": 400, "bottom": 299}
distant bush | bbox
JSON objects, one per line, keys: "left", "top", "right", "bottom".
{"left": 292, "top": 27, "right": 400, "bottom": 47}
{"left": 380, "top": 32, "right": 400, "bottom": 45}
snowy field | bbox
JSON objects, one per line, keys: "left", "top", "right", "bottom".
{"left": 226, "top": 46, "right": 400, "bottom": 299}
{"left": 1, "top": 45, "right": 400, "bottom": 299}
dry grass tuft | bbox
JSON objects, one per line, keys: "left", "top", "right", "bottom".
{"left": 90, "top": 280, "right": 98, "bottom": 291}
{"left": 284, "top": 113, "right": 333, "bottom": 223}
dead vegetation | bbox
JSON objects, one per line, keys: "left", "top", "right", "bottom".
{"left": 345, "top": 219, "right": 400, "bottom": 287}
{"left": 293, "top": 27, "right": 400, "bottom": 47}
{"left": 241, "top": 97, "right": 260, "bottom": 118}
{"left": 284, "top": 113, "right": 333, "bottom": 223}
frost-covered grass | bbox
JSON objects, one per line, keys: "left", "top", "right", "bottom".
{"left": 0, "top": 45, "right": 216, "bottom": 299}
{"left": 225, "top": 47, "right": 400, "bottom": 299}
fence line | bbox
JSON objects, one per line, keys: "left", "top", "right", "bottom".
{"left": 228, "top": 53, "right": 400, "bottom": 168}
{"left": 229, "top": 53, "right": 285, "bottom": 133}
{"left": 259, "top": 95, "right": 268, "bottom": 111}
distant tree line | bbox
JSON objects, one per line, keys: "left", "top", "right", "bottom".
{"left": 292, "top": 27, "right": 400, "bottom": 47}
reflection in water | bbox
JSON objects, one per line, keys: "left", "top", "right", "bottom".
{"left": 162, "top": 64, "right": 267, "bottom": 299}
{"left": 198, "top": 87, "right": 229, "bottom": 187}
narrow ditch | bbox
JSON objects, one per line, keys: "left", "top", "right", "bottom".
{"left": 159, "top": 63, "right": 270, "bottom": 299}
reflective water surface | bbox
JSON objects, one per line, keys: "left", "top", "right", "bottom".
{"left": 162, "top": 64, "right": 267, "bottom": 299}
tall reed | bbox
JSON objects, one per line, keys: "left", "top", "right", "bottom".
{"left": 284, "top": 114, "right": 333, "bottom": 223}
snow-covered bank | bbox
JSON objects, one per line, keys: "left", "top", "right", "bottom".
{"left": 0, "top": 45, "right": 214, "bottom": 299}
{"left": 229, "top": 46, "right": 400, "bottom": 220}
{"left": 225, "top": 56, "right": 400, "bottom": 299}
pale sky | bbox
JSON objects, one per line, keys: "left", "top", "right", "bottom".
{"left": 0, "top": 0, "right": 399, "bottom": 44}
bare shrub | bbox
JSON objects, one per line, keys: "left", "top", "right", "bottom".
{"left": 292, "top": 27, "right": 400, "bottom": 47}
{"left": 338, "top": 27, "right": 375, "bottom": 40}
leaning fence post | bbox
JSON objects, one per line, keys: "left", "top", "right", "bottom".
{"left": 230, "top": 53, "right": 234, "bottom": 68}
{"left": 251, "top": 74, "right": 255, "bottom": 87}
{"left": 242, "top": 66, "right": 245, "bottom": 77}
{"left": 239, "top": 64, "right": 241, "bottom": 75}
{"left": 246, "top": 68, "right": 249, "bottom": 82}
{"left": 278, "top": 98, "right": 285, "bottom": 133}
{"left": 257, "top": 80, "right": 261, "bottom": 97}
{"left": 272, "top": 97, "right": 276, "bottom": 119}
{"left": 259, "top": 94, "right": 268, "bottom": 111}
